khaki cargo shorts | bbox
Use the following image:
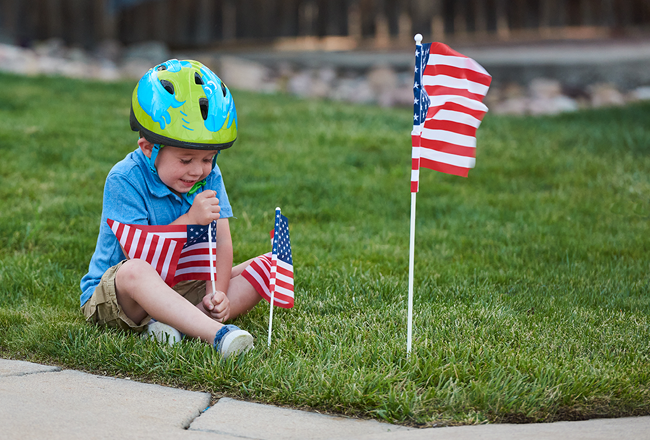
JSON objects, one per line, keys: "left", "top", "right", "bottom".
{"left": 81, "top": 260, "right": 206, "bottom": 332}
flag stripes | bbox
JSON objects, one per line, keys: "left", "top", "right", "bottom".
{"left": 171, "top": 224, "right": 217, "bottom": 283}
{"left": 423, "top": 82, "right": 489, "bottom": 99}
{"left": 423, "top": 63, "right": 492, "bottom": 87}
{"left": 421, "top": 150, "right": 475, "bottom": 172}
{"left": 411, "top": 41, "right": 491, "bottom": 184}
{"left": 420, "top": 141, "right": 476, "bottom": 158}
{"left": 242, "top": 253, "right": 294, "bottom": 308}
{"left": 108, "top": 219, "right": 221, "bottom": 286}
{"left": 242, "top": 210, "right": 295, "bottom": 309}
{"left": 421, "top": 127, "right": 477, "bottom": 148}
{"left": 270, "top": 259, "right": 294, "bottom": 296}
{"left": 268, "top": 210, "right": 294, "bottom": 308}
{"left": 107, "top": 219, "right": 186, "bottom": 285}
{"left": 174, "top": 242, "right": 214, "bottom": 280}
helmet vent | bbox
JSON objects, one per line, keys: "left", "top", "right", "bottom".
{"left": 156, "top": 65, "right": 167, "bottom": 71}
{"left": 199, "top": 98, "right": 209, "bottom": 120}
{"left": 220, "top": 81, "right": 227, "bottom": 97}
{"left": 194, "top": 72, "right": 204, "bottom": 85}
{"left": 160, "top": 80, "right": 174, "bottom": 95}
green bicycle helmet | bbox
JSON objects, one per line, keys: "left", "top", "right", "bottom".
{"left": 130, "top": 59, "right": 237, "bottom": 150}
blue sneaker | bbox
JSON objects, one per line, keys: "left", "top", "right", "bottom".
{"left": 213, "top": 325, "right": 254, "bottom": 358}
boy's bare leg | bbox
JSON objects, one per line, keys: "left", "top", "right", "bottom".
{"left": 231, "top": 258, "right": 254, "bottom": 278}
{"left": 199, "top": 258, "right": 263, "bottom": 320}
{"left": 226, "top": 274, "right": 263, "bottom": 319}
{"left": 115, "top": 259, "right": 223, "bottom": 343}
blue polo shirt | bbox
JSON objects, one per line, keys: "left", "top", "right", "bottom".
{"left": 79, "top": 147, "right": 233, "bottom": 306}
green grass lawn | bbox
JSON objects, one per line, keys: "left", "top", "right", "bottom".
{"left": 0, "top": 72, "right": 648, "bottom": 426}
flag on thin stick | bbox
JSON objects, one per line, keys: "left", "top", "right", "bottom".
{"left": 411, "top": 41, "right": 491, "bottom": 189}
{"left": 406, "top": 35, "right": 492, "bottom": 355}
{"left": 260, "top": 208, "right": 294, "bottom": 347}
{"left": 269, "top": 211, "right": 294, "bottom": 308}
{"left": 107, "top": 219, "right": 217, "bottom": 286}
{"left": 241, "top": 216, "right": 295, "bottom": 309}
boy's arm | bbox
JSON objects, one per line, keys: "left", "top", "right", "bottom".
{"left": 169, "top": 189, "right": 232, "bottom": 321}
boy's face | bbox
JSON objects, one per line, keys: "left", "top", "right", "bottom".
{"left": 138, "top": 139, "right": 217, "bottom": 195}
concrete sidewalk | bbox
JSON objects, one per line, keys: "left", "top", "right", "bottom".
{"left": 1, "top": 358, "right": 649, "bottom": 440}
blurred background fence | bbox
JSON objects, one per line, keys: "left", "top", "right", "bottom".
{"left": 2, "top": 0, "right": 650, "bottom": 50}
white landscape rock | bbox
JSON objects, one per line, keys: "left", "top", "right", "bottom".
{"left": 392, "top": 84, "right": 416, "bottom": 107}
{"left": 367, "top": 65, "right": 398, "bottom": 107}
{"left": 287, "top": 69, "right": 335, "bottom": 98}
{"left": 631, "top": 86, "right": 650, "bottom": 101}
{"left": 529, "top": 77, "right": 562, "bottom": 99}
{"left": 122, "top": 40, "right": 170, "bottom": 66}
{"left": 492, "top": 96, "right": 529, "bottom": 115}
{"left": 120, "top": 58, "right": 154, "bottom": 79}
{"left": 219, "top": 55, "right": 274, "bottom": 93}
{"left": 0, "top": 42, "right": 648, "bottom": 116}
{"left": 528, "top": 95, "right": 579, "bottom": 115}
{"left": 329, "top": 77, "right": 374, "bottom": 104}
{"left": 92, "top": 59, "right": 122, "bottom": 81}
{"left": 589, "top": 83, "right": 626, "bottom": 107}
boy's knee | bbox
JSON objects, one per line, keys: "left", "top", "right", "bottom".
{"left": 116, "top": 259, "right": 155, "bottom": 287}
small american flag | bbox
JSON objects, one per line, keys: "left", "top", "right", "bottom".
{"left": 269, "top": 210, "right": 294, "bottom": 308}
{"left": 241, "top": 211, "right": 294, "bottom": 308}
{"left": 174, "top": 222, "right": 218, "bottom": 284}
{"left": 412, "top": 41, "right": 491, "bottom": 189}
{"left": 107, "top": 219, "right": 217, "bottom": 287}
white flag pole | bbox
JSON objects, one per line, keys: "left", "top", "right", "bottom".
{"left": 267, "top": 207, "right": 281, "bottom": 347}
{"left": 407, "top": 192, "right": 417, "bottom": 355}
{"left": 407, "top": 33, "right": 424, "bottom": 356}
{"left": 207, "top": 221, "right": 218, "bottom": 299}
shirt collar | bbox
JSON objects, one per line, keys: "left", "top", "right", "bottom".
{"left": 133, "top": 148, "right": 181, "bottom": 200}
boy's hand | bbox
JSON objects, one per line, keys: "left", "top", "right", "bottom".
{"left": 187, "top": 190, "right": 220, "bottom": 225}
{"left": 202, "top": 290, "right": 230, "bottom": 323}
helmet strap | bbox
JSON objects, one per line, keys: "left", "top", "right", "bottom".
{"left": 212, "top": 150, "right": 220, "bottom": 170}
{"left": 146, "top": 143, "right": 162, "bottom": 175}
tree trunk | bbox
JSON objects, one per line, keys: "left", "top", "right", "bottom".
{"left": 222, "top": 0, "right": 236, "bottom": 40}
{"left": 196, "top": 0, "right": 215, "bottom": 45}
{"left": 496, "top": 0, "right": 510, "bottom": 39}
{"left": 347, "top": 0, "right": 362, "bottom": 39}
{"left": 299, "top": 0, "right": 318, "bottom": 36}
{"left": 454, "top": 0, "right": 468, "bottom": 37}
{"left": 374, "top": 0, "right": 390, "bottom": 47}
{"left": 473, "top": 0, "right": 487, "bottom": 35}
{"left": 430, "top": 0, "right": 444, "bottom": 42}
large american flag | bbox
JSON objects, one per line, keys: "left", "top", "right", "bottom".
{"left": 411, "top": 41, "right": 491, "bottom": 190}
{"left": 241, "top": 211, "right": 294, "bottom": 308}
{"left": 107, "top": 219, "right": 217, "bottom": 287}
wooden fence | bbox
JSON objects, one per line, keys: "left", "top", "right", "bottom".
{"left": 2, "top": 0, "right": 650, "bottom": 50}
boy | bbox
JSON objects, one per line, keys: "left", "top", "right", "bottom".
{"left": 80, "top": 59, "right": 266, "bottom": 358}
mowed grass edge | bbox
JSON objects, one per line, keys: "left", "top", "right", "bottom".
{"left": 0, "top": 72, "right": 648, "bottom": 426}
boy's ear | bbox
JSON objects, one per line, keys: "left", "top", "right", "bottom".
{"left": 138, "top": 137, "right": 153, "bottom": 158}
